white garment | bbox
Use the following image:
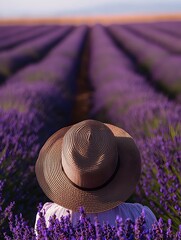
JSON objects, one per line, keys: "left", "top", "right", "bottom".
{"left": 34, "top": 202, "right": 157, "bottom": 232}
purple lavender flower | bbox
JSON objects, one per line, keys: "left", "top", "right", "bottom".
{"left": 4, "top": 206, "right": 180, "bottom": 239}
{"left": 89, "top": 24, "right": 181, "bottom": 229}
{"left": 0, "top": 26, "right": 88, "bottom": 237}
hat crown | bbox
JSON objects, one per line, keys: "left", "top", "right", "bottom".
{"left": 62, "top": 120, "right": 118, "bottom": 189}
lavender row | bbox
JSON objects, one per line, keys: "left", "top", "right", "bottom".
{"left": 124, "top": 23, "right": 181, "bottom": 54}
{"left": 0, "top": 26, "right": 72, "bottom": 83}
{"left": 2, "top": 205, "right": 181, "bottom": 239}
{"left": 0, "top": 26, "right": 87, "bottom": 235}
{"left": 0, "top": 25, "right": 59, "bottom": 51}
{"left": 0, "top": 25, "right": 32, "bottom": 40}
{"left": 108, "top": 25, "right": 181, "bottom": 99}
{"left": 150, "top": 21, "right": 181, "bottom": 38}
{"left": 89, "top": 25, "right": 181, "bottom": 229}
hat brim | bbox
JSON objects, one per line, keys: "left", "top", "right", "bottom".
{"left": 35, "top": 123, "right": 141, "bottom": 213}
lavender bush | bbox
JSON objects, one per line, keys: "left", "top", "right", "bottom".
{"left": 108, "top": 25, "right": 181, "bottom": 98}
{"left": 0, "top": 25, "right": 72, "bottom": 82}
{"left": 89, "top": 25, "right": 181, "bottom": 229}
{"left": 0, "top": 25, "right": 58, "bottom": 51}
{"left": 124, "top": 23, "right": 181, "bottom": 54}
{"left": 150, "top": 21, "right": 181, "bottom": 38}
{"left": 0, "top": 26, "right": 31, "bottom": 41}
{"left": 0, "top": 22, "right": 181, "bottom": 239}
{"left": 2, "top": 205, "right": 181, "bottom": 240}
{"left": 0, "top": 26, "right": 87, "bottom": 237}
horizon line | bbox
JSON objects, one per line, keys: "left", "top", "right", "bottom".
{"left": 0, "top": 12, "right": 181, "bottom": 25}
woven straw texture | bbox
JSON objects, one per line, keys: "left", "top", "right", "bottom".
{"left": 35, "top": 120, "right": 141, "bottom": 213}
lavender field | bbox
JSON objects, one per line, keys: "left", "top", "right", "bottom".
{"left": 0, "top": 22, "right": 181, "bottom": 239}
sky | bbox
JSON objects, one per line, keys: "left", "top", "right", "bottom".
{"left": 0, "top": 0, "right": 181, "bottom": 18}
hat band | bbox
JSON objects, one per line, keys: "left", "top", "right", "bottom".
{"left": 62, "top": 156, "right": 120, "bottom": 191}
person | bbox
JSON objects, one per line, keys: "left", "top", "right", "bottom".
{"left": 34, "top": 119, "right": 156, "bottom": 232}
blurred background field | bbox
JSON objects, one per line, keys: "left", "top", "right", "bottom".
{"left": 0, "top": 0, "right": 181, "bottom": 238}
{"left": 0, "top": 13, "right": 181, "bottom": 25}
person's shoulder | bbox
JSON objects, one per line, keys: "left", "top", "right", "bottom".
{"left": 35, "top": 202, "right": 68, "bottom": 224}
{"left": 119, "top": 202, "right": 153, "bottom": 211}
{"left": 41, "top": 202, "right": 65, "bottom": 212}
{"left": 40, "top": 202, "right": 54, "bottom": 212}
{"left": 116, "top": 202, "right": 157, "bottom": 230}
{"left": 132, "top": 203, "right": 156, "bottom": 218}
{"left": 117, "top": 202, "right": 157, "bottom": 222}
{"left": 142, "top": 204, "right": 157, "bottom": 221}
{"left": 116, "top": 202, "right": 143, "bottom": 214}
{"left": 117, "top": 202, "right": 144, "bottom": 210}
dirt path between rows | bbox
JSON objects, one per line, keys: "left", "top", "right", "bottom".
{"left": 72, "top": 28, "right": 92, "bottom": 123}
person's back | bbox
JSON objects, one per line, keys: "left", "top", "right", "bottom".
{"left": 35, "top": 202, "right": 156, "bottom": 231}
{"left": 34, "top": 119, "right": 157, "bottom": 233}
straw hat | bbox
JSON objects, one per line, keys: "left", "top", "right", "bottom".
{"left": 35, "top": 119, "right": 141, "bottom": 213}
